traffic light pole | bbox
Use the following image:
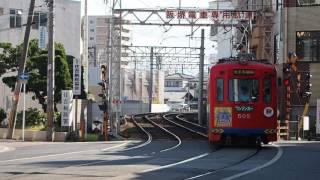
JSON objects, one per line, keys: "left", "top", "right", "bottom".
{"left": 198, "top": 29, "right": 205, "bottom": 125}
{"left": 6, "top": 0, "right": 35, "bottom": 139}
{"left": 149, "top": 47, "right": 154, "bottom": 112}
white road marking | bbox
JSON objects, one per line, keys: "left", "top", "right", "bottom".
{"left": 141, "top": 152, "right": 210, "bottom": 173}
{"left": 222, "top": 144, "right": 283, "bottom": 180}
{"left": 0, "top": 141, "right": 129, "bottom": 163}
{"left": 185, "top": 172, "right": 213, "bottom": 180}
{"left": 100, "top": 141, "right": 130, "bottom": 151}
{"left": 185, "top": 144, "right": 282, "bottom": 180}
{"left": 0, "top": 146, "right": 11, "bottom": 153}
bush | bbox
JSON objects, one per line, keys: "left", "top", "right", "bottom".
{"left": 16, "top": 108, "right": 46, "bottom": 128}
{"left": 0, "top": 108, "right": 7, "bottom": 126}
{"left": 54, "top": 112, "right": 61, "bottom": 129}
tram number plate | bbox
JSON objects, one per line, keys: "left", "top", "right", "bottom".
{"left": 237, "top": 113, "right": 250, "bottom": 119}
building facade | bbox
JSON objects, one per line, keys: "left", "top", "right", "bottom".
{"left": 282, "top": 1, "right": 320, "bottom": 138}
{"left": 0, "top": 0, "right": 83, "bottom": 60}
{"left": 0, "top": 0, "right": 85, "bottom": 111}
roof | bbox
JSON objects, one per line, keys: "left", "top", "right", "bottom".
{"left": 164, "top": 91, "right": 187, "bottom": 102}
{"left": 165, "top": 73, "right": 195, "bottom": 80}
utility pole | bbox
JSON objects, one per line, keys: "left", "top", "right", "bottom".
{"left": 198, "top": 29, "right": 205, "bottom": 125}
{"left": 6, "top": 0, "right": 35, "bottom": 139}
{"left": 109, "top": 0, "right": 122, "bottom": 136}
{"left": 149, "top": 47, "right": 154, "bottom": 112}
{"left": 47, "top": 0, "right": 55, "bottom": 141}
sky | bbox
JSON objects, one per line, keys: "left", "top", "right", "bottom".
{"left": 83, "top": 0, "right": 216, "bottom": 74}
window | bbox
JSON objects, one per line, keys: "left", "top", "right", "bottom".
{"left": 32, "top": 12, "right": 47, "bottom": 29}
{"left": 90, "top": 29, "right": 94, "bottom": 32}
{"left": 297, "top": 0, "right": 320, "bottom": 6}
{"left": 216, "top": 79, "right": 223, "bottom": 101}
{"left": 264, "top": 79, "right": 272, "bottom": 104}
{"left": 296, "top": 31, "right": 320, "bottom": 61}
{"left": 90, "top": 37, "right": 94, "bottom": 40}
{"left": 10, "top": 9, "right": 22, "bottom": 28}
{"left": 228, "top": 79, "right": 259, "bottom": 102}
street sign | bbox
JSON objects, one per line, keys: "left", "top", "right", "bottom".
{"left": 19, "top": 73, "right": 29, "bottom": 80}
{"left": 19, "top": 73, "right": 29, "bottom": 83}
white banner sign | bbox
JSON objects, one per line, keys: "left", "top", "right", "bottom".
{"left": 73, "top": 58, "right": 81, "bottom": 96}
{"left": 303, "top": 116, "right": 309, "bottom": 131}
{"left": 61, "top": 90, "right": 73, "bottom": 127}
{"left": 166, "top": 9, "right": 255, "bottom": 21}
{"left": 317, "top": 99, "right": 320, "bottom": 134}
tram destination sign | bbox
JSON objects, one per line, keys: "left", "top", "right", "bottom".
{"left": 233, "top": 69, "right": 255, "bottom": 76}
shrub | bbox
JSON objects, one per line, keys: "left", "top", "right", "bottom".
{"left": 16, "top": 108, "right": 46, "bottom": 128}
{"left": 0, "top": 108, "right": 7, "bottom": 126}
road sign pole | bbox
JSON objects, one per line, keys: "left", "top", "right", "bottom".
{"left": 22, "top": 83, "right": 26, "bottom": 141}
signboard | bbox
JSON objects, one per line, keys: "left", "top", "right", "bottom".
{"left": 303, "top": 116, "right": 309, "bottom": 131}
{"left": 214, "top": 107, "right": 232, "bottom": 127}
{"left": 166, "top": 9, "right": 255, "bottom": 21}
{"left": 61, "top": 90, "right": 73, "bottom": 127}
{"left": 39, "top": 26, "right": 46, "bottom": 49}
{"left": 19, "top": 73, "right": 29, "bottom": 84}
{"left": 317, "top": 99, "right": 320, "bottom": 134}
{"left": 235, "top": 106, "right": 254, "bottom": 112}
{"left": 233, "top": 69, "right": 255, "bottom": 76}
{"left": 73, "top": 58, "right": 81, "bottom": 96}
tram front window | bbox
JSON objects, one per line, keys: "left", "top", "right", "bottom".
{"left": 228, "top": 79, "right": 259, "bottom": 102}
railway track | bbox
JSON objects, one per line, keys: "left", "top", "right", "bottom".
{"left": 131, "top": 114, "right": 175, "bottom": 140}
{"left": 145, "top": 114, "right": 207, "bottom": 140}
{"left": 184, "top": 147, "right": 261, "bottom": 180}
{"left": 169, "top": 114, "right": 207, "bottom": 138}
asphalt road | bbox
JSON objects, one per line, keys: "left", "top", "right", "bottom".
{"left": 0, "top": 140, "right": 318, "bottom": 180}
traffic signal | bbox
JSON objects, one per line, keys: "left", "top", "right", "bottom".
{"left": 100, "top": 65, "right": 107, "bottom": 81}
{"left": 300, "top": 72, "right": 312, "bottom": 98}
{"left": 283, "top": 63, "right": 291, "bottom": 73}
{"left": 98, "top": 101, "right": 108, "bottom": 112}
{"left": 283, "top": 63, "right": 291, "bottom": 87}
{"left": 301, "top": 72, "right": 312, "bottom": 98}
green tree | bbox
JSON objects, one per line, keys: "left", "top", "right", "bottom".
{"left": 0, "top": 43, "right": 20, "bottom": 77}
{"left": 0, "top": 108, "right": 6, "bottom": 124}
{"left": 1, "top": 39, "right": 72, "bottom": 111}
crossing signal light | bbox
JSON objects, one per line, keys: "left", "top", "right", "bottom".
{"left": 284, "top": 79, "right": 290, "bottom": 86}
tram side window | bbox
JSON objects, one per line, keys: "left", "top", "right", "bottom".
{"left": 264, "top": 79, "right": 271, "bottom": 104}
{"left": 216, "top": 79, "right": 224, "bottom": 101}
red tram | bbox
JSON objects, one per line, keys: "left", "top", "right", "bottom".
{"left": 208, "top": 57, "right": 277, "bottom": 145}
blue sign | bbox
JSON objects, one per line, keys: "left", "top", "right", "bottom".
{"left": 19, "top": 73, "right": 29, "bottom": 81}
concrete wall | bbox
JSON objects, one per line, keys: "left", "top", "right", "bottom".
{"left": 121, "top": 101, "right": 149, "bottom": 115}
{"left": 0, "top": 128, "right": 67, "bottom": 141}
